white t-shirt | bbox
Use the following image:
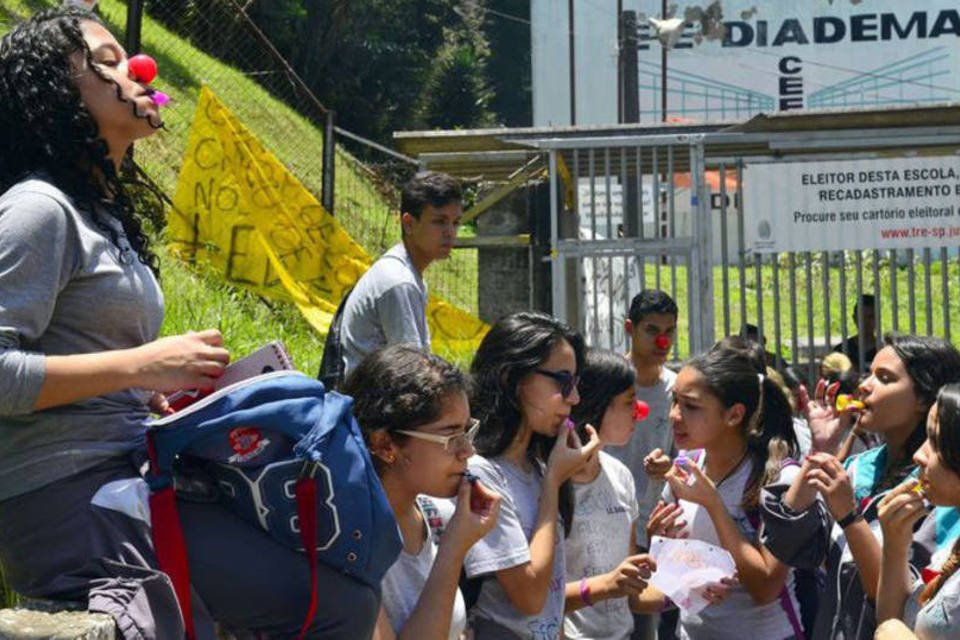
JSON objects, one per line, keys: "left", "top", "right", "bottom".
{"left": 664, "top": 450, "right": 802, "bottom": 640}
{"left": 607, "top": 367, "right": 677, "bottom": 548}
{"left": 904, "top": 547, "right": 960, "bottom": 640}
{"left": 564, "top": 452, "right": 639, "bottom": 640}
{"left": 463, "top": 455, "right": 566, "bottom": 640}
{"left": 380, "top": 496, "right": 466, "bottom": 640}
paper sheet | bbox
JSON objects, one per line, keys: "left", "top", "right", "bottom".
{"left": 649, "top": 536, "right": 737, "bottom": 614}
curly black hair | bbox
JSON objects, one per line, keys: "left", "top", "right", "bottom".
{"left": 0, "top": 7, "right": 160, "bottom": 275}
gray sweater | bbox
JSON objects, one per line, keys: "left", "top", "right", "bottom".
{"left": 0, "top": 177, "right": 163, "bottom": 501}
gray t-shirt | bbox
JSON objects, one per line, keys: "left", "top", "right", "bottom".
{"left": 380, "top": 496, "right": 466, "bottom": 640}
{"left": 606, "top": 366, "right": 677, "bottom": 548}
{"left": 0, "top": 177, "right": 163, "bottom": 501}
{"left": 564, "top": 451, "right": 639, "bottom": 640}
{"left": 904, "top": 548, "right": 960, "bottom": 640}
{"left": 340, "top": 242, "right": 429, "bottom": 375}
{"left": 464, "top": 455, "right": 566, "bottom": 640}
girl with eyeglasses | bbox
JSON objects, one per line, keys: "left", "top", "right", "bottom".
{"left": 875, "top": 383, "right": 960, "bottom": 640}
{"left": 561, "top": 348, "right": 660, "bottom": 640}
{"left": 464, "top": 311, "right": 600, "bottom": 639}
{"left": 343, "top": 344, "right": 501, "bottom": 640}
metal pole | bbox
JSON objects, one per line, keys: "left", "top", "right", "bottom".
{"left": 321, "top": 110, "right": 336, "bottom": 214}
{"left": 549, "top": 151, "right": 566, "bottom": 321}
{"left": 660, "top": 0, "right": 667, "bottom": 122}
{"left": 125, "top": 0, "right": 143, "bottom": 54}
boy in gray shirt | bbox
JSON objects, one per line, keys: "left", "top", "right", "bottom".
{"left": 340, "top": 171, "right": 462, "bottom": 374}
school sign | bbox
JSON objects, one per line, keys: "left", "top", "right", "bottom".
{"left": 532, "top": 1, "right": 960, "bottom": 126}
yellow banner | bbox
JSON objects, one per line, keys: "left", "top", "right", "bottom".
{"left": 169, "top": 87, "right": 488, "bottom": 363}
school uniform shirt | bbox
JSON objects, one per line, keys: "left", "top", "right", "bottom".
{"left": 902, "top": 547, "right": 960, "bottom": 640}
{"left": 381, "top": 496, "right": 465, "bottom": 640}
{"left": 664, "top": 450, "right": 802, "bottom": 640}
{"left": 464, "top": 455, "right": 566, "bottom": 640}
{"left": 564, "top": 452, "right": 639, "bottom": 640}
{"left": 607, "top": 367, "right": 677, "bottom": 548}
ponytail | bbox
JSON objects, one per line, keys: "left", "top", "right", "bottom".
{"left": 743, "top": 369, "right": 799, "bottom": 512}
{"left": 920, "top": 538, "right": 960, "bottom": 605}
{"left": 688, "top": 346, "right": 799, "bottom": 513}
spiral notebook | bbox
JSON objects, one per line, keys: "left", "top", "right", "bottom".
{"left": 166, "top": 341, "right": 295, "bottom": 412}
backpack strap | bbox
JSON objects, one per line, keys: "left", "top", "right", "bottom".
{"left": 295, "top": 465, "right": 320, "bottom": 639}
{"left": 148, "top": 432, "right": 320, "bottom": 640}
{"left": 317, "top": 288, "right": 352, "bottom": 391}
{"left": 146, "top": 432, "right": 196, "bottom": 640}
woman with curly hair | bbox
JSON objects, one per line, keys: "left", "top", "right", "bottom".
{"left": 0, "top": 8, "right": 376, "bottom": 639}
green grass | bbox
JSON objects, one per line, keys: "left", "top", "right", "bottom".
{"left": 635, "top": 252, "right": 959, "bottom": 362}
{"left": 0, "top": 0, "right": 477, "bottom": 373}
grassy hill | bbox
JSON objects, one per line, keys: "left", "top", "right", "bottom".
{"left": 0, "top": 0, "right": 481, "bottom": 373}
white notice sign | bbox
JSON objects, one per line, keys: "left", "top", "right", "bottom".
{"left": 745, "top": 157, "right": 960, "bottom": 253}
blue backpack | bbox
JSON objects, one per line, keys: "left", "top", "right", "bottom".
{"left": 145, "top": 371, "right": 401, "bottom": 640}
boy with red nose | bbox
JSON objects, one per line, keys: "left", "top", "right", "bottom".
{"left": 606, "top": 290, "right": 679, "bottom": 548}
{"left": 605, "top": 289, "right": 679, "bottom": 639}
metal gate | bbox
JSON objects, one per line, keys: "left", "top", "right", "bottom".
{"left": 528, "top": 108, "right": 960, "bottom": 383}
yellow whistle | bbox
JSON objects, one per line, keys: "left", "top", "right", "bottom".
{"left": 836, "top": 394, "right": 865, "bottom": 412}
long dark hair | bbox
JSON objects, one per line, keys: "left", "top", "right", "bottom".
{"left": 920, "top": 383, "right": 960, "bottom": 604}
{"left": 687, "top": 344, "right": 799, "bottom": 512}
{"left": 879, "top": 334, "right": 960, "bottom": 490}
{"left": 342, "top": 345, "right": 467, "bottom": 473}
{"left": 0, "top": 8, "right": 159, "bottom": 275}
{"left": 571, "top": 348, "right": 635, "bottom": 442}
{"left": 470, "top": 311, "right": 585, "bottom": 535}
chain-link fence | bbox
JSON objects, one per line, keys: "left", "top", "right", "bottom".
{"left": 2, "top": 0, "right": 478, "bottom": 317}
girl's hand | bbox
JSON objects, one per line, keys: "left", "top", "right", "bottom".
{"left": 697, "top": 575, "right": 738, "bottom": 607}
{"left": 445, "top": 476, "right": 501, "bottom": 553}
{"left": 546, "top": 423, "right": 601, "bottom": 485}
{"left": 131, "top": 329, "right": 231, "bottom": 392}
{"left": 878, "top": 479, "right": 929, "bottom": 552}
{"left": 665, "top": 460, "right": 721, "bottom": 509}
{"left": 147, "top": 391, "right": 172, "bottom": 416}
{"left": 803, "top": 452, "right": 856, "bottom": 520}
{"left": 603, "top": 554, "right": 656, "bottom": 598}
{"left": 646, "top": 500, "right": 688, "bottom": 541}
{"left": 806, "top": 379, "right": 851, "bottom": 454}
{"left": 802, "top": 452, "right": 856, "bottom": 520}
{"left": 643, "top": 448, "right": 673, "bottom": 480}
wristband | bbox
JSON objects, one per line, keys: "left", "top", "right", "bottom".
{"left": 660, "top": 596, "right": 676, "bottom": 612}
{"left": 837, "top": 506, "right": 862, "bottom": 529}
{"left": 579, "top": 577, "right": 594, "bottom": 607}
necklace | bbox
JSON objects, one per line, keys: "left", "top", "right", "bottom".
{"left": 710, "top": 449, "right": 750, "bottom": 489}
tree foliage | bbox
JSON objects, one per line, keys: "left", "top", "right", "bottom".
{"left": 145, "top": 0, "right": 533, "bottom": 143}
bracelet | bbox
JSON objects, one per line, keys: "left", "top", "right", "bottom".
{"left": 660, "top": 596, "right": 676, "bottom": 612}
{"left": 579, "top": 577, "right": 594, "bottom": 607}
{"left": 836, "top": 506, "right": 862, "bottom": 529}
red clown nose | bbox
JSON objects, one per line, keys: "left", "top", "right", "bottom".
{"left": 128, "top": 54, "right": 158, "bottom": 84}
{"left": 654, "top": 334, "right": 671, "bottom": 350}
{"left": 633, "top": 400, "right": 650, "bottom": 422}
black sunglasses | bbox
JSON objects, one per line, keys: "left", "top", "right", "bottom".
{"left": 534, "top": 369, "right": 579, "bottom": 398}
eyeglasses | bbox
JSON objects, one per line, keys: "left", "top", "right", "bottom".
{"left": 534, "top": 369, "right": 579, "bottom": 398}
{"left": 396, "top": 418, "right": 480, "bottom": 453}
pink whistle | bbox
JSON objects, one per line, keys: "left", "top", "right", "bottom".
{"left": 128, "top": 54, "right": 158, "bottom": 84}
{"left": 655, "top": 334, "right": 671, "bottom": 350}
{"left": 150, "top": 90, "right": 170, "bottom": 107}
{"left": 563, "top": 418, "right": 575, "bottom": 431}
{"left": 633, "top": 400, "right": 650, "bottom": 421}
